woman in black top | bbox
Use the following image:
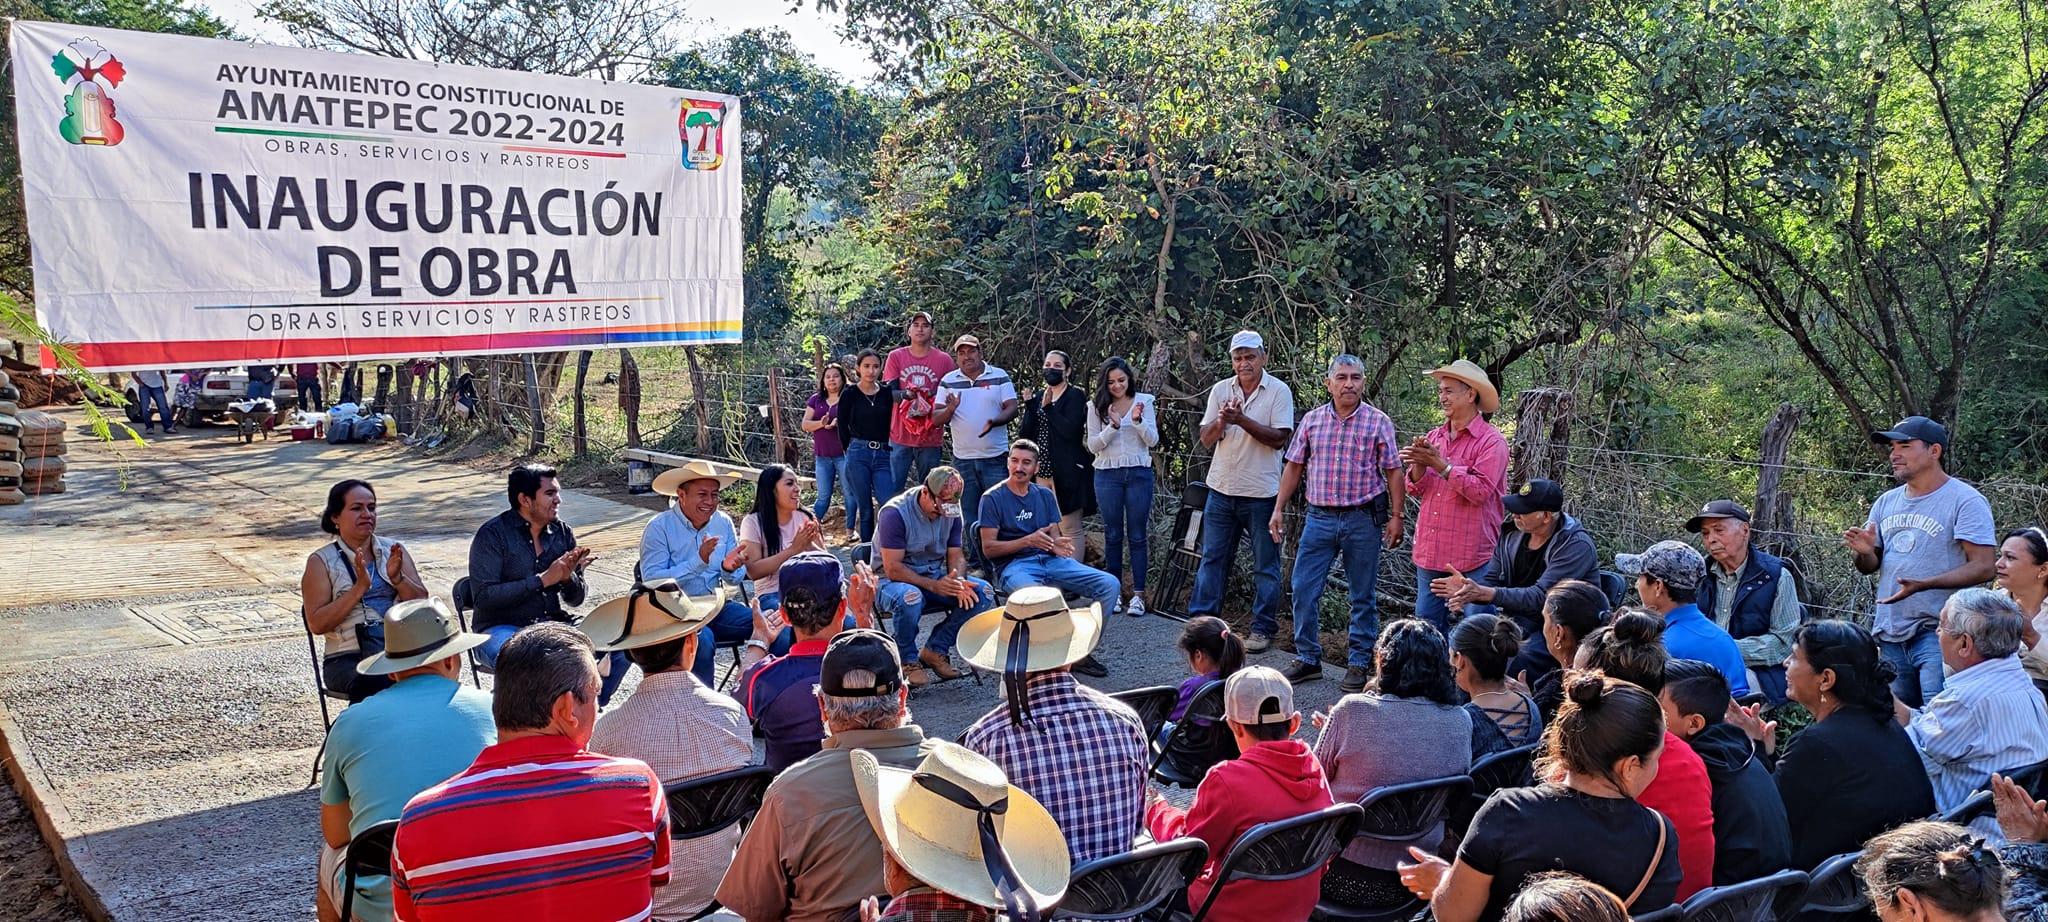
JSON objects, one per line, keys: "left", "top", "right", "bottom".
{"left": 1018, "top": 349, "right": 1094, "bottom": 537}
{"left": 1518, "top": 580, "right": 1610, "bottom": 725}
{"left": 1400, "top": 673, "right": 1682, "bottom": 922}
{"left": 1730, "top": 620, "right": 1938, "bottom": 871}
{"left": 838, "top": 349, "right": 895, "bottom": 542}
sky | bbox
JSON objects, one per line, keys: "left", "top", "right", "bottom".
{"left": 199, "top": 0, "right": 881, "bottom": 82}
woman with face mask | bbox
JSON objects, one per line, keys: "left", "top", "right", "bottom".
{"left": 1018, "top": 349, "right": 1095, "bottom": 541}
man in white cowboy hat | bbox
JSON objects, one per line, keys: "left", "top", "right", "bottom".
{"left": 1191, "top": 329, "right": 1295, "bottom": 654}
{"left": 717, "top": 630, "right": 937, "bottom": 922}
{"left": 637, "top": 458, "right": 758, "bottom": 684}
{"left": 853, "top": 741, "right": 1070, "bottom": 922}
{"left": 1145, "top": 665, "right": 1334, "bottom": 921}
{"left": 317, "top": 598, "right": 494, "bottom": 922}
{"left": 1401, "top": 358, "right": 1509, "bottom": 633}
{"left": 584, "top": 583, "right": 752, "bottom": 922}
{"left": 956, "top": 586, "right": 1149, "bottom": 866}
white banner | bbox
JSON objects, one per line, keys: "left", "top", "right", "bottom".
{"left": 9, "top": 21, "right": 743, "bottom": 372}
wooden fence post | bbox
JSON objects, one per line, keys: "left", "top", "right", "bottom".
{"left": 767, "top": 366, "right": 792, "bottom": 464}
{"left": 522, "top": 353, "right": 545, "bottom": 453}
{"left": 685, "top": 346, "right": 712, "bottom": 455}
{"left": 572, "top": 350, "right": 592, "bottom": 458}
{"left": 1507, "top": 386, "right": 1573, "bottom": 489}
{"left": 1754, "top": 402, "right": 1805, "bottom": 554}
{"left": 619, "top": 349, "right": 642, "bottom": 449}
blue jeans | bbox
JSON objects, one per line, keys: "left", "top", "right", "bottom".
{"left": 1291, "top": 507, "right": 1385, "bottom": 669}
{"left": 811, "top": 454, "right": 846, "bottom": 524}
{"left": 1189, "top": 492, "right": 1285, "bottom": 636}
{"left": 296, "top": 376, "right": 324, "bottom": 412}
{"left": 1414, "top": 566, "right": 1489, "bottom": 634}
{"left": 692, "top": 599, "right": 760, "bottom": 685}
{"left": 475, "top": 622, "right": 631, "bottom": 706}
{"left": 956, "top": 456, "right": 1008, "bottom": 567}
{"left": 247, "top": 379, "right": 275, "bottom": 400}
{"left": 997, "top": 555, "right": 1121, "bottom": 610}
{"left": 137, "top": 383, "right": 174, "bottom": 430}
{"left": 844, "top": 442, "right": 893, "bottom": 541}
{"left": 879, "top": 574, "right": 995, "bottom": 661}
{"left": 1883, "top": 626, "right": 1946, "bottom": 708}
{"left": 1095, "top": 466, "right": 1156, "bottom": 592}
{"left": 890, "top": 444, "right": 942, "bottom": 499}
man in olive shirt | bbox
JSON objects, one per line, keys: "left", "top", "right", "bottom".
{"left": 715, "top": 631, "right": 937, "bottom": 922}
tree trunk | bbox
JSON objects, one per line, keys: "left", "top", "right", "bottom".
{"left": 1753, "top": 402, "right": 1805, "bottom": 555}
{"left": 767, "top": 366, "right": 792, "bottom": 465}
{"left": 395, "top": 361, "right": 416, "bottom": 435}
{"left": 619, "top": 349, "right": 643, "bottom": 449}
{"left": 1507, "top": 387, "right": 1573, "bottom": 488}
{"left": 572, "top": 350, "right": 592, "bottom": 458}
{"left": 522, "top": 353, "right": 545, "bottom": 453}
{"left": 685, "top": 346, "right": 712, "bottom": 455}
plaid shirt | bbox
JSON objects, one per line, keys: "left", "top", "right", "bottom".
{"left": 1283, "top": 401, "right": 1400, "bottom": 507}
{"left": 959, "top": 672, "right": 1149, "bottom": 864}
{"left": 1409, "top": 416, "right": 1509, "bottom": 572}
{"left": 877, "top": 888, "right": 999, "bottom": 922}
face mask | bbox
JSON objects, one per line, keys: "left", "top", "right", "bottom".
{"left": 940, "top": 502, "right": 963, "bottom": 519}
{"left": 1041, "top": 368, "right": 1065, "bottom": 386}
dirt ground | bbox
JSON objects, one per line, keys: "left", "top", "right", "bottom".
{"left": 0, "top": 780, "right": 85, "bottom": 922}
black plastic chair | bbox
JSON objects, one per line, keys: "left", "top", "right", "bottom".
{"left": 1795, "top": 851, "right": 1868, "bottom": 918}
{"left": 1151, "top": 680, "right": 1233, "bottom": 787}
{"left": 1111, "top": 685, "right": 1181, "bottom": 744}
{"left": 1598, "top": 569, "right": 1630, "bottom": 608}
{"left": 339, "top": 819, "right": 399, "bottom": 922}
{"left": 1053, "top": 837, "right": 1208, "bottom": 920}
{"left": 1665, "top": 868, "right": 1809, "bottom": 922}
{"left": 301, "top": 608, "right": 353, "bottom": 787}
{"left": 452, "top": 577, "right": 491, "bottom": 689}
{"left": 664, "top": 765, "right": 777, "bottom": 922}
{"left": 1148, "top": 481, "right": 1214, "bottom": 621}
{"left": 1450, "top": 742, "right": 1540, "bottom": 838}
{"left": 1314, "top": 775, "right": 1473, "bottom": 922}
{"left": 1185, "top": 803, "right": 1364, "bottom": 922}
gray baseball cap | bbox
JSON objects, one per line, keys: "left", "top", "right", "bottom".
{"left": 1615, "top": 540, "right": 1708, "bottom": 591}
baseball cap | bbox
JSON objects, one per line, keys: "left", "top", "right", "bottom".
{"left": 906, "top": 310, "right": 935, "bottom": 326}
{"left": 1615, "top": 539, "right": 1709, "bottom": 591}
{"left": 1502, "top": 479, "right": 1564, "bottom": 515}
{"left": 1684, "top": 499, "right": 1751, "bottom": 533}
{"left": 1228, "top": 330, "right": 1264, "bottom": 352}
{"left": 953, "top": 333, "right": 981, "bottom": 350}
{"left": 1223, "top": 665, "right": 1295, "bottom": 725}
{"left": 1871, "top": 416, "right": 1950, "bottom": 449}
{"left": 821, "top": 629, "right": 904, "bottom": 697}
{"left": 778, "top": 551, "right": 843, "bottom": 603}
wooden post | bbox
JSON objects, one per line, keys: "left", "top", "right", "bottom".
{"left": 618, "top": 349, "right": 642, "bottom": 449}
{"left": 572, "top": 350, "right": 593, "bottom": 457}
{"left": 1754, "top": 402, "right": 1805, "bottom": 554}
{"left": 685, "top": 345, "right": 712, "bottom": 455}
{"left": 769, "top": 366, "right": 795, "bottom": 464}
{"left": 394, "top": 361, "right": 416, "bottom": 435}
{"left": 1507, "top": 386, "right": 1573, "bottom": 489}
{"left": 522, "top": 353, "right": 546, "bottom": 453}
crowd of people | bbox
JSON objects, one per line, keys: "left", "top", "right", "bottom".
{"left": 300, "top": 312, "right": 2048, "bottom": 922}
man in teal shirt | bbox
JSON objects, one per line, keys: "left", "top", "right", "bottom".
{"left": 318, "top": 599, "right": 495, "bottom": 922}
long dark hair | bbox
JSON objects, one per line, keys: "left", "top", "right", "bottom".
{"left": 1093, "top": 356, "right": 1140, "bottom": 419}
{"left": 321, "top": 479, "right": 375, "bottom": 535}
{"left": 1450, "top": 614, "right": 1522, "bottom": 682}
{"left": 1794, "top": 620, "right": 1897, "bottom": 717}
{"left": 751, "top": 464, "right": 792, "bottom": 557}
{"left": 1369, "top": 619, "right": 1460, "bottom": 706}
{"left": 1544, "top": 579, "right": 1610, "bottom": 645}
{"left": 1537, "top": 672, "right": 1665, "bottom": 798}
{"left": 1177, "top": 617, "right": 1244, "bottom": 682}
{"left": 816, "top": 362, "right": 848, "bottom": 400}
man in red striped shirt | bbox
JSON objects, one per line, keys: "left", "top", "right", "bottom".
{"left": 390, "top": 622, "right": 670, "bottom": 922}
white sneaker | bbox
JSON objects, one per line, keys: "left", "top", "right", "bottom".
{"left": 1126, "top": 594, "right": 1147, "bottom": 617}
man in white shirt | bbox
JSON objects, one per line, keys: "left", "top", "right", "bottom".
{"left": 1189, "top": 330, "right": 1295, "bottom": 653}
{"left": 931, "top": 334, "right": 1018, "bottom": 570}
{"left": 131, "top": 368, "right": 176, "bottom": 434}
{"left": 1897, "top": 588, "right": 2048, "bottom": 839}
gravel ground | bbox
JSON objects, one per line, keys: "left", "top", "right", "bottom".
{"left": 0, "top": 779, "right": 85, "bottom": 922}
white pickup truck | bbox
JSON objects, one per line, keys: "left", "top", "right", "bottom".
{"left": 124, "top": 368, "right": 299, "bottom": 426}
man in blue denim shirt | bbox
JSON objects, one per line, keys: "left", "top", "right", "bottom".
{"left": 467, "top": 463, "right": 630, "bottom": 703}
{"left": 639, "top": 460, "right": 759, "bottom": 684}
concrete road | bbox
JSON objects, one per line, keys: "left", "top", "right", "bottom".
{"left": 0, "top": 411, "right": 1349, "bottom": 920}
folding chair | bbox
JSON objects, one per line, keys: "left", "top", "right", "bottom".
{"left": 1148, "top": 481, "right": 1213, "bottom": 621}
{"left": 1150, "top": 679, "right": 1233, "bottom": 787}
{"left": 1450, "top": 742, "right": 1539, "bottom": 838}
{"left": 301, "top": 609, "right": 352, "bottom": 787}
{"left": 1660, "top": 868, "right": 1808, "bottom": 922}
{"left": 1185, "top": 803, "right": 1365, "bottom": 922}
{"left": 1598, "top": 569, "right": 1630, "bottom": 609}
{"left": 664, "top": 765, "right": 777, "bottom": 922}
{"left": 1314, "top": 775, "right": 1473, "bottom": 922}
{"left": 339, "top": 819, "right": 399, "bottom": 922}
{"left": 1053, "top": 837, "right": 1208, "bottom": 920}
{"left": 1795, "top": 851, "right": 1868, "bottom": 918}
{"left": 1110, "top": 685, "right": 1181, "bottom": 745}
{"left": 452, "top": 577, "right": 490, "bottom": 690}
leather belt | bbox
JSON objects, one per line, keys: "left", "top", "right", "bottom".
{"left": 1310, "top": 502, "right": 1373, "bottom": 514}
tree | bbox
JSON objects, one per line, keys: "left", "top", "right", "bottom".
{"left": 256, "top": 0, "right": 678, "bottom": 78}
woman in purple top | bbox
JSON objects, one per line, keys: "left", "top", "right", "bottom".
{"left": 802, "top": 363, "right": 849, "bottom": 530}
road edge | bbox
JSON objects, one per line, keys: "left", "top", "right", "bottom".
{"left": 0, "top": 697, "right": 113, "bottom": 922}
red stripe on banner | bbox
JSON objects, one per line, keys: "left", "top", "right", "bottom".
{"left": 58, "top": 323, "right": 739, "bottom": 368}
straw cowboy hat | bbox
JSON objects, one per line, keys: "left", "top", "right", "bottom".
{"left": 853, "top": 741, "right": 1069, "bottom": 919}
{"left": 1424, "top": 359, "right": 1501, "bottom": 414}
{"left": 356, "top": 598, "right": 491, "bottom": 676}
{"left": 578, "top": 581, "right": 729, "bottom": 652}
{"left": 957, "top": 586, "right": 1102, "bottom": 676}
{"left": 652, "top": 459, "right": 747, "bottom": 497}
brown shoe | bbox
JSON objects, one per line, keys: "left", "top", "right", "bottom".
{"left": 902, "top": 663, "right": 933, "bottom": 688}
{"left": 920, "top": 649, "right": 963, "bottom": 680}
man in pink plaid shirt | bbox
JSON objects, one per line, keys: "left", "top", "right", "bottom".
{"left": 1269, "top": 354, "right": 1404, "bottom": 692}
{"left": 1401, "top": 359, "right": 1509, "bottom": 631}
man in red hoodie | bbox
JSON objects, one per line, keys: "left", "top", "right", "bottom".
{"left": 1145, "top": 665, "right": 1336, "bottom": 921}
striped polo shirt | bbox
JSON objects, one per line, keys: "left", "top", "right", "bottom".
{"left": 391, "top": 734, "right": 671, "bottom": 922}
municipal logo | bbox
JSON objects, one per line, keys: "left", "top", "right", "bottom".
{"left": 680, "top": 98, "right": 725, "bottom": 170}
{"left": 50, "top": 37, "right": 126, "bottom": 146}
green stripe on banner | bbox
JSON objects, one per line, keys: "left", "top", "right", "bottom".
{"left": 214, "top": 126, "right": 391, "bottom": 142}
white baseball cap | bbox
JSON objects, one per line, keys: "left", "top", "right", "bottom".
{"left": 1228, "top": 330, "right": 1264, "bottom": 352}
{"left": 1223, "top": 665, "right": 1296, "bottom": 725}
